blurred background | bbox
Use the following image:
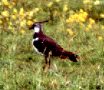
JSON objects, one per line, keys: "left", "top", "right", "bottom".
{"left": 0, "top": 0, "right": 104, "bottom": 90}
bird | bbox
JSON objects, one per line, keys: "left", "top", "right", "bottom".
{"left": 29, "top": 20, "right": 79, "bottom": 70}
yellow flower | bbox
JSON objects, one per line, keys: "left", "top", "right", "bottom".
{"left": 66, "top": 18, "right": 69, "bottom": 23}
{"left": 89, "top": 18, "right": 95, "bottom": 24}
{"left": 101, "top": 25, "right": 104, "bottom": 30}
{"left": 9, "top": 22, "right": 12, "bottom": 26}
{"left": 87, "top": 24, "right": 92, "bottom": 29}
{"left": 27, "top": 20, "right": 33, "bottom": 26}
{"left": 19, "top": 8, "right": 24, "bottom": 16}
{"left": 20, "top": 20, "right": 26, "bottom": 27}
{"left": 83, "top": 0, "right": 91, "bottom": 4}
{"left": 98, "top": 36, "right": 103, "bottom": 41}
{"left": 100, "top": 13, "right": 104, "bottom": 18}
{"left": 28, "top": 11, "right": 34, "bottom": 17}
{"left": 6, "top": 17, "right": 9, "bottom": 21}
{"left": 8, "top": 4, "right": 13, "bottom": 9}
{"left": 0, "top": 2, "right": 2, "bottom": 5}
{"left": 85, "top": 23, "right": 93, "bottom": 31}
{"left": 79, "top": 9, "right": 84, "bottom": 13}
{"left": 13, "top": 8, "right": 18, "bottom": 14}
{"left": 47, "top": 2, "right": 53, "bottom": 7}
{"left": 34, "top": 8, "right": 39, "bottom": 13}
{"left": 1, "top": 10, "right": 9, "bottom": 17}
{"left": 26, "top": 11, "right": 34, "bottom": 19}
{"left": 66, "top": 9, "right": 88, "bottom": 24}
{"left": 78, "top": 15, "right": 85, "bottom": 22}
{"left": 11, "top": 2, "right": 16, "bottom": 6}
{"left": 67, "top": 29, "right": 74, "bottom": 36}
{"left": 63, "top": 4, "right": 68, "bottom": 12}
{"left": 94, "top": 0, "right": 100, "bottom": 5}
{"left": 20, "top": 29, "right": 25, "bottom": 34}
{"left": 11, "top": 15, "right": 17, "bottom": 20}
{"left": 66, "top": 17, "right": 74, "bottom": 23}
{"left": 2, "top": 0, "right": 9, "bottom": 6}
{"left": 85, "top": 27, "right": 90, "bottom": 31}
{"left": 55, "top": 0, "right": 61, "bottom": 2}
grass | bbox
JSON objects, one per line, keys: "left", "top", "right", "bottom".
{"left": 0, "top": 22, "right": 104, "bottom": 90}
{"left": 0, "top": 0, "right": 104, "bottom": 90}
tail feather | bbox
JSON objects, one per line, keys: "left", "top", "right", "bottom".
{"left": 60, "top": 50, "right": 78, "bottom": 62}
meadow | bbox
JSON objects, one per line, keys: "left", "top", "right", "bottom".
{"left": 0, "top": 0, "right": 104, "bottom": 90}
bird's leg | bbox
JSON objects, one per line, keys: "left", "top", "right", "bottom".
{"left": 47, "top": 51, "right": 52, "bottom": 69}
{"left": 43, "top": 51, "right": 52, "bottom": 72}
{"left": 43, "top": 55, "right": 48, "bottom": 70}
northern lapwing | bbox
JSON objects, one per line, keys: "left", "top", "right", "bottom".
{"left": 29, "top": 20, "right": 79, "bottom": 70}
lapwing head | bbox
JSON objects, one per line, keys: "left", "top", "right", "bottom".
{"left": 29, "top": 22, "right": 42, "bottom": 33}
{"left": 29, "top": 20, "right": 49, "bottom": 33}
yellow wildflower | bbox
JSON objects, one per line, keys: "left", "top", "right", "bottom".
{"left": 47, "top": 2, "right": 53, "bottom": 7}
{"left": 101, "top": 25, "right": 104, "bottom": 30}
{"left": 8, "top": 4, "right": 13, "bottom": 9}
{"left": 83, "top": 0, "right": 91, "bottom": 4}
{"left": 85, "top": 27, "right": 90, "bottom": 31}
{"left": 9, "top": 22, "right": 12, "bottom": 26}
{"left": 20, "top": 20, "right": 26, "bottom": 27}
{"left": 78, "top": 15, "right": 86, "bottom": 22}
{"left": 98, "top": 36, "right": 103, "bottom": 41}
{"left": 80, "top": 11, "right": 88, "bottom": 19}
{"left": 0, "top": 2, "right": 2, "bottom": 5}
{"left": 87, "top": 24, "right": 92, "bottom": 29}
{"left": 13, "top": 8, "right": 18, "bottom": 14}
{"left": 63, "top": 4, "right": 68, "bottom": 12}
{"left": 34, "top": 8, "right": 40, "bottom": 13}
{"left": 79, "top": 9, "right": 84, "bottom": 13}
{"left": 94, "top": 0, "right": 100, "bottom": 5}
{"left": 1, "top": 10, "right": 9, "bottom": 17}
{"left": 66, "top": 9, "right": 88, "bottom": 24}
{"left": 85, "top": 23, "right": 93, "bottom": 31}
{"left": 6, "top": 17, "right": 9, "bottom": 21}
{"left": 100, "top": 13, "right": 104, "bottom": 18}
{"left": 67, "top": 29, "right": 74, "bottom": 36}
{"left": 26, "top": 11, "right": 32, "bottom": 19}
{"left": 28, "top": 11, "right": 34, "bottom": 17}
{"left": 11, "top": 15, "right": 17, "bottom": 20}
{"left": 27, "top": 20, "right": 33, "bottom": 26}
{"left": 19, "top": 8, "right": 24, "bottom": 16}
{"left": 2, "top": 0, "right": 9, "bottom": 6}
{"left": 66, "top": 18, "right": 69, "bottom": 23}
{"left": 89, "top": 18, "right": 95, "bottom": 24}
{"left": 67, "top": 18, "right": 74, "bottom": 23}
{"left": 55, "top": 0, "right": 61, "bottom": 2}
{"left": 11, "top": 2, "right": 16, "bottom": 6}
{"left": 20, "top": 29, "right": 25, "bottom": 34}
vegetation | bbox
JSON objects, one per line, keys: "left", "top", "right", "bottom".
{"left": 0, "top": 0, "right": 104, "bottom": 90}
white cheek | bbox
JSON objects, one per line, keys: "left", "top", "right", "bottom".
{"left": 34, "top": 27, "right": 40, "bottom": 33}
